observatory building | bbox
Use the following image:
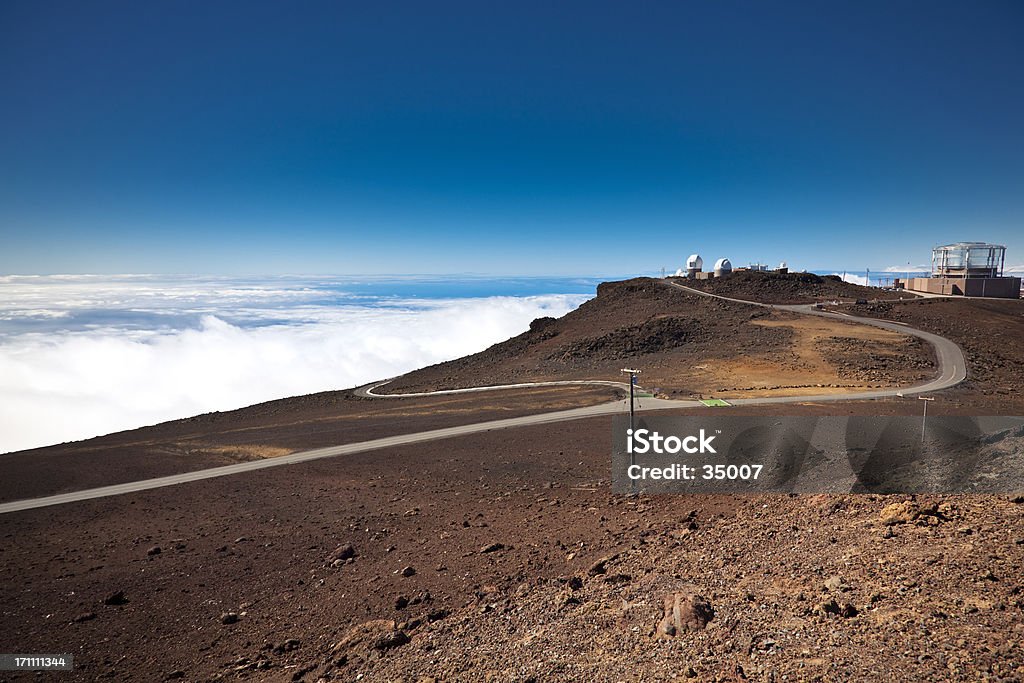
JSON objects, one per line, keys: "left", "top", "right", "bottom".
{"left": 685, "top": 254, "right": 703, "bottom": 278}
{"left": 902, "top": 242, "right": 1020, "bottom": 298}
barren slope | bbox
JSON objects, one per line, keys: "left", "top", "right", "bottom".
{"left": 385, "top": 278, "right": 934, "bottom": 398}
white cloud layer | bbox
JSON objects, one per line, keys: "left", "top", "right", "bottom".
{"left": 882, "top": 265, "right": 929, "bottom": 273}
{"left": 831, "top": 272, "right": 869, "bottom": 286}
{"left": 0, "top": 276, "right": 589, "bottom": 453}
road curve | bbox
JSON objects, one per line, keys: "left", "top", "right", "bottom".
{"left": 0, "top": 283, "right": 966, "bottom": 515}
{"left": 355, "top": 378, "right": 630, "bottom": 398}
{"left": 661, "top": 280, "right": 967, "bottom": 402}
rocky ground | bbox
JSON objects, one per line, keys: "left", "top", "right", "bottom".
{"left": 1, "top": 412, "right": 1021, "bottom": 682}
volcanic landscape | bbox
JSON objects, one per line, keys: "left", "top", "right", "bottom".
{"left": 2, "top": 273, "right": 1023, "bottom": 682}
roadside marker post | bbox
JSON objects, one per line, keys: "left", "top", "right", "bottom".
{"left": 621, "top": 368, "right": 641, "bottom": 432}
{"left": 918, "top": 396, "right": 935, "bottom": 443}
{"left": 621, "top": 368, "right": 641, "bottom": 494}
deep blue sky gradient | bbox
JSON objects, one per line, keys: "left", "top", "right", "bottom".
{"left": 1, "top": 1, "right": 1022, "bottom": 275}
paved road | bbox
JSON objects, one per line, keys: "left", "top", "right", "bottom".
{"left": 0, "top": 396, "right": 686, "bottom": 515}
{"left": 0, "top": 284, "right": 966, "bottom": 515}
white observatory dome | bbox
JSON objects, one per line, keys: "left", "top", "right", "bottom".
{"left": 686, "top": 254, "right": 703, "bottom": 270}
{"left": 713, "top": 258, "right": 732, "bottom": 276}
{"left": 779, "top": 261, "right": 787, "bottom": 269}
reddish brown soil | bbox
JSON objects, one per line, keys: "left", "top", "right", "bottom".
{"left": 676, "top": 270, "right": 887, "bottom": 304}
{"left": 1, "top": 414, "right": 1021, "bottom": 682}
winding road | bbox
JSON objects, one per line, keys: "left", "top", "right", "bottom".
{"left": 0, "top": 283, "right": 966, "bottom": 515}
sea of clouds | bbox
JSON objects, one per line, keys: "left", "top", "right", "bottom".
{"left": 0, "top": 275, "right": 593, "bottom": 453}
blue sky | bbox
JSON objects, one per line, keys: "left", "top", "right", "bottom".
{"left": 1, "top": 1, "right": 1022, "bottom": 275}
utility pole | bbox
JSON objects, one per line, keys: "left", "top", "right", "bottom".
{"left": 621, "top": 368, "right": 641, "bottom": 495}
{"left": 621, "top": 368, "right": 641, "bottom": 431}
{"left": 918, "top": 396, "right": 935, "bottom": 444}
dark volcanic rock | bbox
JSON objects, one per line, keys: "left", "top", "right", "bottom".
{"left": 103, "top": 590, "right": 128, "bottom": 606}
{"left": 328, "top": 543, "right": 356, "bottom": 563}
{"left": 552, "top": 316, "right": 693, "bottom": 361}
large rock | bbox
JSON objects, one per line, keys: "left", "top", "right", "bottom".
{"left": 879, "top": 501, "right": 920, "bottom": 525}
{"left": 327, "top": 544, "right": 355, "bottom": 563}
{"left": 657, "top": 592, "right": 714, "bottom": 637}
{"left": 334, "top": 619, "right": 410, "bottom": 654}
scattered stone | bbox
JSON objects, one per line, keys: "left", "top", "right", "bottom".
{"left": 103, "top": 590, "right": 128, "bottom": 606}
{"left": 656, "top": 592, "right": 715, "bottom": 637}
{"left": 72, "top": 611, "right": 96, "bottom": 623}
{"left": 272, "top": 638, "right": 300, "bottom": 653}
{"left": 334, "top": 619, "right": 409, "bottom": 653}
{"left": 147, "top": 546, "right": 161, "bottom": 556}
{"left": 401, "top": 566, "right": 416, "bottom": 577}
{"left": 880, "top": 501, "right": 919, "bottom": 525}
{"left": 824, "top": 576, "right": 848, "bottom": 592}
{"left": 817, "top": 598, "right": 858, "bottom": 618}
{"left": 165, "top": 671, "right": 185, "bottom": 680}
{"left": 328, "top": 544, "right": 355, "bottom": 563}
{"left": 220, "top": 612, "right": 240, "bottom": 625}
{"left": 588, "top": 557, "right": 610, "bottom": 576}
{"left": 234, "top": 537, "right": 248, "bottom": 543}
{"left": 556, "top": 588, "right": 581, "bottom": 607}
{"left": 427, "top": 608, "right": 450, "bottom": 622}
{"left": 480, "top": 542, "right": 505, "bottom": 553}
{"left": 882, "top": 526, "right": 895, "bottom": 539}
{"left": 395, "top": 595, "right": 409, "bottom": 609}
{"left": 603, "top": 573, "right": 632, "bottom": 584}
